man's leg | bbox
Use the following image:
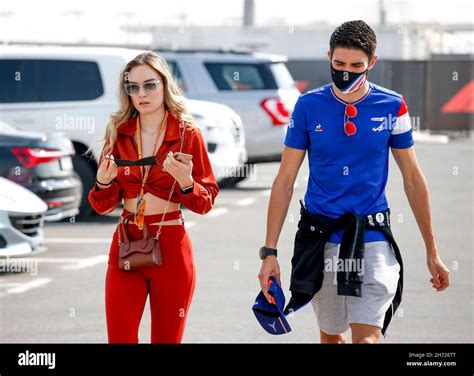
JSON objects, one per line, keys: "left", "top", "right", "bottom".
{"left": 346, "top": 241, "right": 400, "bottom": 344}
{"left": 320, "top": 330, "right": 348, "bottom": 344}
{"left": 350, "top": 323, "right": 381, "bottom": 343}
{"left": 312, "top": 242, "right": 350, "bottom": 343}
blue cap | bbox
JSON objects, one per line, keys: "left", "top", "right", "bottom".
{"left": 252, "top": 276, "right": 292, "bottom": 335}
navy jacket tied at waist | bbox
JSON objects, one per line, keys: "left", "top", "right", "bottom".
{"left": 283, "top": 200, "right": 404, "bottom": 336}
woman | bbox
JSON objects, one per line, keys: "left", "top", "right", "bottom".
{"left": 88, "top": 51, "right": 219, "bottom": 344}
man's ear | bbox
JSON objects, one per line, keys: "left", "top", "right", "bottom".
{"left": 327, "top": 51, "right": 332, "bottom": 61}
{"left": 368, "top": 54, "right": 378, "bottom": 70}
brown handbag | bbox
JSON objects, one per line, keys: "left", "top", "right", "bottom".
{"left": 117, "top": 214, "right": 163, "bottom": 270}
{"left": 116, "top": 118, "right": 186, "bottom": 271}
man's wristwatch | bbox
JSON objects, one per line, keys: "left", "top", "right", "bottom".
{"left": 259, "top": 246, "right": 277, "bottom": 260}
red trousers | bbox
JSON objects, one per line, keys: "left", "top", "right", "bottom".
{"left": 105, "top": 209, "right": 196, "bottom": 344}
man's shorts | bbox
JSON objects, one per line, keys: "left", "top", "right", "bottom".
{"left": 311, "top": 240, "right": 400, "bottom": 335}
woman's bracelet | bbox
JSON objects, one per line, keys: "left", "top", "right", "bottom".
{"left": 96, "top": 179, "right": 112, "bottom": 187}
{"left": 180, "top": 180, "right": 194, "bottom": 194}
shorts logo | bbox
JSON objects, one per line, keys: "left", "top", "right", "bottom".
{"left": 376, "top": 212, "right": 385, "bottom": 224}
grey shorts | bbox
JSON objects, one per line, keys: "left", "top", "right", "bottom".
{"left": 311, "top": 240, "right": 400, "bottom": 335}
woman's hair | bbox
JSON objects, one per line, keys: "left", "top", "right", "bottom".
{"left": 85, "top": 50, "right": 193, "bottom": 160}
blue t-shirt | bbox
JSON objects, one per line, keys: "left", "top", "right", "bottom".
{"left": 284, "top": 82, "right": 414, "bottom": 243}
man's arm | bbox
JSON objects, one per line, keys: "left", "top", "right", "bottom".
{"left": 258, "top": 146, "right": 306, "bottom": 302}
{"left": 265, "top": 146, "right": 306, "bottom": 248}
{"left": 391, "top": 146, "right": 450, "bottom": 291}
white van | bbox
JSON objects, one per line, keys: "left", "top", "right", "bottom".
{"left": 0, "top": 45, "right": 247, "bottom": 216}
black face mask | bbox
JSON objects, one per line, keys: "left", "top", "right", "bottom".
{"left": 330, "top": 64, "right": 369, "bottom": 94}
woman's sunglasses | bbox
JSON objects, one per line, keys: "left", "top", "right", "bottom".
{"left": 124, "top": 79, "right": 161, "bottom": 96}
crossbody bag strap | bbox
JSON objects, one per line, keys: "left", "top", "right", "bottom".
{"left": 154, "top": 121, "right": 187, "bottom": 241}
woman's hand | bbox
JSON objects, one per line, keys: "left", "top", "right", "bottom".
{"left": 96, "top": 154, "right": 118, "bottom": 187}
{"left": 162, "top": 151, "right": 194, "bottom": 188}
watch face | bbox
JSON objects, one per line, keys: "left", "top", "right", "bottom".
{"left": 259, "top": 248, "right": 264, "bottom": 259}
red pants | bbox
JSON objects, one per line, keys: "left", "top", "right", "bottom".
{"left": 105, "top": 209, "right": 196, "bottom": 344}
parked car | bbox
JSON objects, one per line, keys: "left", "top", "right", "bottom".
{"left": 186, "top": 99, "right": 247, "bottom": 187}
{"left": 0, "top": 121, "right": 82, "bottom": 221}
{"left": 158, "top": 49, "right": 301, "bottom": 164}
{"left": 0, "top": 177, "right": 47, "bottom": 258}
{"left": 0, "top": 45, "right": 248, "bottom": 216}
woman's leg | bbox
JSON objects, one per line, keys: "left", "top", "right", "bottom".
{"left": 105, "top": 228, "right": 149, "bottom": 344}
{"left": 146, "top": 225, "right": 196, "bottom": 344}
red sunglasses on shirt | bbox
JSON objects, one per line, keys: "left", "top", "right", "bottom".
{"left": 344, "top": 104, "right": 358, "bottom": 136}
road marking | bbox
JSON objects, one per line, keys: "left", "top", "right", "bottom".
{"left": 36, "top": 258, "right": 97, "bottom": 263}
{"left": 61, "top": 255, "right": 108, "bottom": 270}
{"left": 236, "top": 198, "right": 256, "bottom": 207}
{"left": 3, "top": 257, "right": 107, "bottom": 264}
{"left": 207, "top": 208, "right": 228, "bottom": 217}
{"left": 215, "top": 198, "right": 243, "bottom": 204}
{"left": 46, "top": 238, "right": 111, "bottom": 243}
{"left": 5, "top": 278, "right": 52, "bottom": 294}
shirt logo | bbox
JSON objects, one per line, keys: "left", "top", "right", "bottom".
{"left": 372, "top": 124, "right": 385, "bottom": 132}
{"left": 314, "top": 124, "right": 324, "bottom": 132}
{"left": 371, "top": 116, "right": 392, "bottom": 132}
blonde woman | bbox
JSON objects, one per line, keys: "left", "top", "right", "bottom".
{"left": 88, "top": 51, "right": 219, "bottom": 343}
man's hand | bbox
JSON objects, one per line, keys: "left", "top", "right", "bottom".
{"left": 258, "top": 256, "right": 281, "bottom": 304}
{"left": 392, "top": 147, "right": 450, "bottom": 293}
{"left": 427, "top": 253, "right": 450, "bottom": 292}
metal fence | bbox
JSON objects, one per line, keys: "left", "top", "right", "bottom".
{"left": 287, "top": 57, "right": 474, "bottom": 131}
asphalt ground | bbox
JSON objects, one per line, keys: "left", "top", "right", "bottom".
{"left": 0, "top": 138, "right": 472, "bottom": 343}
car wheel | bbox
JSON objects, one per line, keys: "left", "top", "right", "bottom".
{"left": 72, "top": 155, "right": 96, "bottom": 219}
{"left": 218, "top": 177, "right": 240, "bottom": 188}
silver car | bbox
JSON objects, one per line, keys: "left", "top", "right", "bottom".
{"left": 0, "top": 177, "right": 47, "bottom": 258}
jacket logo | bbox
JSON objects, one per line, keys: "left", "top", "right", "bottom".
{"left": 376, "top": 212, "right": 385, "bottom": 225}
{"left": 367, "top": 215, "right": 375, "bottom": 226}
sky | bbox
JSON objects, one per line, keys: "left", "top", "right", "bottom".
{"left": 0, "top": 0, "right": 472, "bottom": 44}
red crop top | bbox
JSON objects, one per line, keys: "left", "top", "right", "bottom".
{"left": 88, "top": 113, "right": 219, "bottom": 215}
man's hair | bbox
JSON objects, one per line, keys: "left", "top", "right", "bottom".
{"left": 329, "top": 20, "right": 377, "bottom": 59}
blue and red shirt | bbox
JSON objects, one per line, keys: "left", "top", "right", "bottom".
{"left": 284, "top": 82, "right": 414, "bottom": 243}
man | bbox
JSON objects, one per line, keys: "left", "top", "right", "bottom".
{"left": 258, "top": 20, "right": 450, "bottom": 344}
